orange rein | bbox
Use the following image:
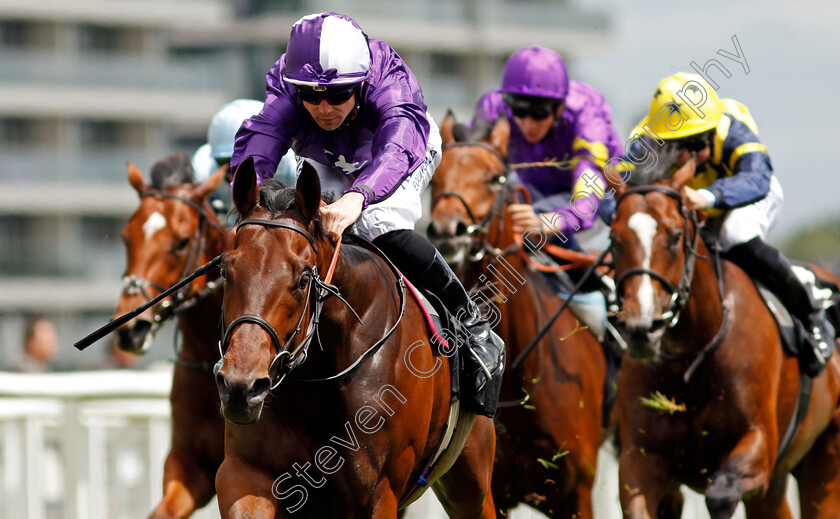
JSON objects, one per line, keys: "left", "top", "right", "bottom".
{"left": 324, "top": 236, "right": 341, "bottom": 285}
{"left": 506, "top": 185, "right": 599, "bottom": 272}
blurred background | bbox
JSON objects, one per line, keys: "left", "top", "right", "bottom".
{"left": 0, "top": 0, "right": 835, "bottom": 517}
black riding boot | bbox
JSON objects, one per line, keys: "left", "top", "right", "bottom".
{"left": 419, "top": 250, "right": 506, "bottom": 390}
{"left": 373, "top": 230, "right": 505, "bottom": 391}
{"left": 727, "top": 237, "right": 835, "bottom": 375}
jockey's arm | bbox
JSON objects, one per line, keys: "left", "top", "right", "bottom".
{"left": 702, "top": 119, "right": 773, "bottom": 210}
{"left": 344, "top": 102, "right": 430, "bottom": 209}
{"left": 230, "top": 63, "right": 298, "bottom": 181}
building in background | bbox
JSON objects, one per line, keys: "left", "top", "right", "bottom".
{"left": 0, "top": 0, "right": 611, "bottom": 369}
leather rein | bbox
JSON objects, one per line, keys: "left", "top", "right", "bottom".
{"left": 218, "top": 218, "right": 406, "bottom": 388}
{"left": 612, "top": 185, "right": 730, "bottom": 383}
{"left": 123, "top": 190, "right": 226, "bottom": 370}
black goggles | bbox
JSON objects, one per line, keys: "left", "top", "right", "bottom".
{"left": 295, "top": 85, "right": 357, "bottom": 106}
{"left": 503, "top": 94, "right": 560, "bottom": 121}
{"left": 677, "top": 135, "right": 710, "bottom": 153}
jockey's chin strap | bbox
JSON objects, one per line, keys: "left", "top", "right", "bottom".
{"left": 613, "top": 185, "right": 730, "bottom": 383}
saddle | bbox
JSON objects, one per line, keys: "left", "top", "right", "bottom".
{"left": 753, "top": 262, "right": 840, "bottom": 369}
{"left": 341, "top": 235, "right": 480, "bottom": 509}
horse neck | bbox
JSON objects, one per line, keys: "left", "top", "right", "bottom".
{"left": 312, "top": 242, "right": 398, "bottom": 366}
{"left": 670, "top": 237, "right": 726, "bottom": 349}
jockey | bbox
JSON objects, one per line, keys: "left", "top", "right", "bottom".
{"left": 229, "top": 12, "right": 505, "bottom": 399}
{"left": 192, "top": 99, "right": 297, "bottom": 218}
{"left": 621, "top": 72, "right": 834, "bottom": 376}
{"left": 471, "top": 46, "right": 623, "bottom": 250}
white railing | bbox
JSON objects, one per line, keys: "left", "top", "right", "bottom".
{"left": 0, "top": 370, "right": 798, "bottom": 518}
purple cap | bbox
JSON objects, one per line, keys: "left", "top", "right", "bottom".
{"left": 283, "top": 12, "right": 371, "bottom": 87}
{"left": 501, "top": 46, "right": 569, "bottom": 100}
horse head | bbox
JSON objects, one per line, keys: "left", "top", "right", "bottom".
{"left": 609, "top": 157, "right": 706, "bottom": 360}
{"left": 113, "top": 155, "right": 227, "bottom": 353}
{"left": 428, "top": 112, "right": 511, "bottom": 264}
{"left": 215, "top": 158, "right": 328, "bottom": 424}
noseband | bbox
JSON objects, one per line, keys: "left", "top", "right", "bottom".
{"left": 220, "top": 218, "right": 326, "bottom": 389}
{"left": 612, "top": 185, "right": 730, "bottom": 382}
{"left": 431, "top": 141, "right": 513, "bottom": 262}
{"left": 218, "top": 218, "right": 401, "bottom": 388}
{"left": 612, "top": 185, "right": 701, "bottom": 328}
{"left": 122, "top": 190, "right": 225, "bottom": 363}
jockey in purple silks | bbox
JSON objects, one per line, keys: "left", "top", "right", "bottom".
{"left": 230, "top": 12, "right": 504, "bottom": 411}
{"left": 472, "top": 46, "right": 623, "bottom": 250}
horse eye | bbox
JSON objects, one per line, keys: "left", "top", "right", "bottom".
{"left": 670, "top": 230, "right": 683, "bottom": 248}
{"left": 174, "top": 237, "right": 190, "bottom": 252}
{"left": 298, "top": 272, "right": 312, "bottom": 289}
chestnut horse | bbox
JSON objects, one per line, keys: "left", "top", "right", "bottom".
{"left": 428, "top": 114, "right": 609, "bottom": 518}
{"left": 610, "top": 159, "right": 840, "bottom": 518}
{"left": 212, "top": 158, "right": 497, "bottom": 518}
{"left": 112, "top": 154, "right": 229, "bottom": 519}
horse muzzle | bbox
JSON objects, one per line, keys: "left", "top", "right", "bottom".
{"left": 215, "top": 367, "right": 271, "bottom": 425}
{"left": 616, "top": 319, "right": 666, "bottom": 361}
{"left": 427, "top": 221, "right": 471, "bottom": 265}
{"left": 113, "top": 318, "right": 156, "bottom": 353}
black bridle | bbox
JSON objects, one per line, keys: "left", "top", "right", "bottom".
{"left": 219, "top": 218, "right": 404, "bottom": 388}
{"left": 612, "top": 185, "right": 702, "bottom": 329}
{"left": 430, "top": 141, "right": 514, "bottom": 263}
{"left": 611, "top": 185, "right": 729, "bottom": 382}
{"left": 122, "top": 190, "right": 226, "bottom": 369}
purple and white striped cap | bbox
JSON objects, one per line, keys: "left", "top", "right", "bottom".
{"left": 283, "top": 12, "right": 371, "bottom": 88}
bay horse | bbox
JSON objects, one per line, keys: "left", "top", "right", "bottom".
{"left": 428, "top": 113, "right": 609, "bottom": 518}
{"left": 111, "top": 153, "right": 230, "bottom": 519}
{"left": 212, "top": 158, "right": 497, "bottom": 518}
{"left": 609, "top": 158, "right": 840, "bottom": 518}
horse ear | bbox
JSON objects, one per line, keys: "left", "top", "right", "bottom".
{"left": 488, "top": 116, "right": 510, "bottom": 159}
{"left": 440, "top": 110, "right": 456, "bottom": 148}
{"left": 127, "top": 162, "right": 147, "bottom": 197}
{"left": 670, "top": 156, "right": 697, "bottom": 191}
{"left": 192, "top": 164, "right": 227, "bottom": 203}
{"left": 232, "top": 157, "right": 259, "bottom": 217}
{"left": 295, "top": 162, "right": 322, "bottom": 224}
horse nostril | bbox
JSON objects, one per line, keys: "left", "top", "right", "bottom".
{"left": 454, "top": 221, "right": 468, "bottom": 236}
{"left": 132, "top": 319, "right": 152, "bottom": 338}
{"left": 249, "top": 377, "right": 271, "bottom": 400}
{"left": 215, "top": 373, "right": 230, "bottom": 400}
{"left": 426, "top": 221, "right": 440, "bottom": 239}
{"left": 649, "top": 319, "right": 668, "bottom": 334}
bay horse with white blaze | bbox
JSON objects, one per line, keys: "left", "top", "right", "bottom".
{"left": 111, "top": 154, "right": 230, "bottom": 518}
{"left": 610, "top": 158, "right": 840, "bottom": 518}
{"left": 429, "top": 113, "right": 609, "bottom": 518}
{"left": 213, "top": 157, "right": 497, "bottom": 518}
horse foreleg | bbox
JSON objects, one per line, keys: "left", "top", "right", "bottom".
{"left": 743, "top": 476, "right": 792, "bottom": 519}
{"left": 148, "top": 449, "right": 215, "bottom": 519}
{"left": 215, "top": 456, "right": 277, "bottom": 519}
{"left": 706, "top": 427, "right": 773, "bottom": 519}
{"left": 618, "top": 447, "right": 670, "bottom": 519}
{"left": 432, "top": 416, "right": 497, "bottom": 518}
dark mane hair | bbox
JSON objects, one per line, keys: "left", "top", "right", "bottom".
{"left": 150, "top": 152, "right": 194, "bottom": 190}
{"left": 256, "top": 178, "right": 333, "bottom": 239}
{"left": 259, "top": 179, "right": 297, "bottom": 214}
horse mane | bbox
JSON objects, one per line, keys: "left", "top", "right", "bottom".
{"left": 256, "top": 178, "right": 333, "bottom": 240}
{"left": 150, "top": 152, "right": 195, "bottom": 190}
{"left": 627, "top": 136, "right": 680, "bottom": 186}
